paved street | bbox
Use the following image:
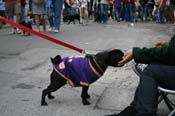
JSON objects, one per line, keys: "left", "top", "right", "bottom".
{"left": 0, "top": 20, "right": 174, "bottom": 116}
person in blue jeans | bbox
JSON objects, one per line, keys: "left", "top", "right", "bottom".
{"left": 124, "top": 0, "right": 135, "bottom": 22}
{"left": 129, "top": 1, "right": 136, "bottom": 22}
{"left": 114, "top": 0, "right": 122, "bottom": 22}
{"left": 106, "top": 34, "right": 175, "bottom": 116}
{"left": 53, "top": 0, "right": 63, "bottom": 33}
{"left": 139, "top": 0, "right": 148, "bottom": 22}
{"left": 46, "top": 0, "right": 54, "bottom": 31}
{"left": 100, "top": 0, "right": 108, "bottom": 24}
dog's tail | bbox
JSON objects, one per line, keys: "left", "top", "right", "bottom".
{"left": 50, "top": 55, "right": 61, "bottom": 64}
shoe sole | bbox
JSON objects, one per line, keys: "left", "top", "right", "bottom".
{"left": 131, "top": 61, "right": 141, "bottom": 77}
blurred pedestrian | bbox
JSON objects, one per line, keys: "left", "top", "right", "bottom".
{"left": 52, "top": 0, "right": 63, "bottom": 33}
{"left": 5, "top": 0, "right": 21, "bottom": 34}
{"left": 32, "top": 0, "right": 46, "bottom": 32}
{"left": 114, "top": 0, "right": 122, "bottom": 22}
{"left": 170, "top": 0, "right": 175, "bottom": 18}
{"left": 64, "top": 0, "right": 71, "bottom": 16}
{"left": 135, "top": 0, "right": 141, "bottom": 21}
{"left": 20, "top": 0, "right": 28, "bottom": 22}
{"left": 147, "top": 0, "right": 155, "bottom": 21}
{"left": 157, "top": 0, "right": 166, "bottom": 23}
{"left": 46, "top": 0, "right": 54, "bottom": 31}
{"left": 100, "top": 0, "right": 108, "bottom": 24}
{"left": 139, "top": 0, "right": 148, "bottom": 21}
{"left": 124, "top": 0, "right": 136, "bottom": 22}
{"left": 0, "top": 0, "right": 5, "bottom": 28}
{"left": 79, "top": 0, "right": 89, "bottom": 24}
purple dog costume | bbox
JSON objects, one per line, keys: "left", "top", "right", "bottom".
{"left": 53, "top": 56, "right": 104, "bottom": 87}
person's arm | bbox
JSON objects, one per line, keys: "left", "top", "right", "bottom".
{"left": 119, "top": 35, "right": 175, "bottom": 66}
{"left": 133, "top": 35, "right": 175, "bottom": 65}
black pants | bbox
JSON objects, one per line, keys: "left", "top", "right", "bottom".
{"left": 131, "top": 64, "right": 175, "bottom": 116}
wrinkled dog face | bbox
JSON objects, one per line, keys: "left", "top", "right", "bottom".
{"left": 108, "top": 49, "right": 124, "bottom": 67}
{"left": 95, "top": 49, "right": 124, "bottom": 67}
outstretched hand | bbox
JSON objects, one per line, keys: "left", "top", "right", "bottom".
{"left": 155, "top": 41, "right": 168, "bottom": 47}
{"left": 118, "top": 49, "right": 133, "bottom": 66}
{"left": 118, "top": 41, "right": 168, "bottom": 66}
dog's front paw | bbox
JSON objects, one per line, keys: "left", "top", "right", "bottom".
{"left": 41, "top": 101, "right": 48, "bottom": 106}
{"left": 82, "top": 99, "right": 91, "bottom": 105}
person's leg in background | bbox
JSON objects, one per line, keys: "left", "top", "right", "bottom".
{"left": 129, "top": 3, "right": 136, "bottom": 22}
{"left": 103, "top": 3, "right": 108, "bottom": 23}
{"left": 125, "top": 3, "right": 130, "bottom": 22}
{"left": 100, "top": 3, "right": 108, "bottom": 24}
{"left": 46, "top": 7, "right": 54, "bottom": 31}
{"left": 14, "top": 1, "right": 21, "bottom": 33}
{"left": 40, "top": 14, "right": 46, "bottom": 32}
{"left": 115, "top": 7, "right": 121, "bottom": 22}
{"left": 5, "top": 1, "right": 17, "bottom": 34}
{"left": 53, "top": 0, "right": 63, "bottom": 33}
{"left": 158, "top": 7, "right": 164, "bottom": 23}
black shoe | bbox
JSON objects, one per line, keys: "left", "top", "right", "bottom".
{"left": 105, "top": 106, "right": 137, "bottom": 116}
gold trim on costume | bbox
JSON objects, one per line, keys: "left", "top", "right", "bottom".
{"left": 53, "top": 67, "right": 74, "bottom": 87}
{"left": 80, "top": 81, "right": 89, "bottom": 86}
{"left": 89, "top": 59, "right": 102, "bottom": 77}
{"left": 93, "top": 59, "right": 104, "bottom": 73}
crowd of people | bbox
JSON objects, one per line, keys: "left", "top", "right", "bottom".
{"left": 0, "top": 0, "right": 175, "bottom": 34}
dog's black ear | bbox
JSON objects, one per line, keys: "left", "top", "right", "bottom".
{"left": 50, "top": 55, "right": 61, "bottom": 64}
{"left": 109, "top": 49, "right": 124, "bottom": 67}
{"left": 110, "top": 49, "right": 124, "bottom": 58}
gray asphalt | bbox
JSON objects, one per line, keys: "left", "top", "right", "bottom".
{"left": 0, "top": 20, "right": 174, "bottom": 116}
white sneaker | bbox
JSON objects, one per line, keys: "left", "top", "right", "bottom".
{"left": 48, "top": 27, "right": 54, "bottom": 31}
{"left": 54, "top": 29, "right": 59, "bottom": 33}
{"left": 9, "top": 28, "right": 17, "bottom": 34}
{"left": 48, "top": 27, "right": 52, "bottom": 31}
{"left": 131, "top": 61, "right": 147, "bottom": 76}
{"left": 16, "top": 28, "right": 22, "bottom": 34}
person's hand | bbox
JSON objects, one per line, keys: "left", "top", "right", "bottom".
{"left": 118, "top": 49, "right": 133, "bottom": 66}
{"left": 155, "top": 41, "right": 168, "bottom": 47}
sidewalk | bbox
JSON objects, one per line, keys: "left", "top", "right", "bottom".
{"left": 0, "top": 20, "right": 174, "bottom": 116}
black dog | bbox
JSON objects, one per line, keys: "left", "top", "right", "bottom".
{"left": 66, "top": 14, "right": 82, "bottom": 25}
{"left": 19, "top": 21, "right": 32, "bottom": 35}
{"left": 41, "top": 49, "right": 124, "bottom": 106}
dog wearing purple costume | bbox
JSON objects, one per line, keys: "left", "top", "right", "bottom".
{"left": 41, "top": 49, "right": 124, "bottom": 106}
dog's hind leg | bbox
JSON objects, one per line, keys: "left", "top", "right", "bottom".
{"left": 81, "top": 86, "right": 91, "bottom": 105}
{"left": 67, "top": 20, "right": 71, "bottom": 25}
{"left": 41, "top": 71, "right": 67, "bottom": 106}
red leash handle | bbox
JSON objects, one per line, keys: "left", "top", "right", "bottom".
{"left": 0, "top": 16, "right": 84, "bottom": 53}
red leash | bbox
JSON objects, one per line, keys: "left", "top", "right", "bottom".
{"left": 0, "top": 16, "right": 84, "bottom": 53}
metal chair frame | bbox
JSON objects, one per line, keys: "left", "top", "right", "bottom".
{"left": 158, "top": 86, "right": 175, "bottom": 116}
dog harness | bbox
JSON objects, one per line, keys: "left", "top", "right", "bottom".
{"left": 53, "top": 56, "right": 104, "bottom": 87}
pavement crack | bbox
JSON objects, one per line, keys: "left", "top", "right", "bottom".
{"left": 0, "top": 52, "right": 21, "bottom": 59}
{"left": 93, "top": 87, "right": 108, "bottom": 110}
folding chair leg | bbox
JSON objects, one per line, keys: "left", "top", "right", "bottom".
{"left": 161, "top": 92, "right": 174, "bottom": 111}
{"left": 168, "top": 109, "right": 175, "bottom": 116}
